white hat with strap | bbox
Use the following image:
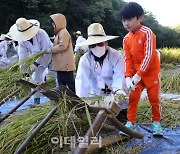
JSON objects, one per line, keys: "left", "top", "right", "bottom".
{"left": 76, "top": 23, "right": 119, "bottom": 46}
{"left": 9, "top": 17, "right": 40, "bottom": 41}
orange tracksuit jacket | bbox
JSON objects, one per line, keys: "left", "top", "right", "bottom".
{"left": 123, "top": 25, "right": 161, "bottom": 124}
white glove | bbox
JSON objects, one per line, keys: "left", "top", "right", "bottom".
{"left": 115, "top": 89, "right": 126, "bottom": 96}
{"left": 125, "top": 77, "right": 136, "bottom": 91}
{"left": 132, "top": 73, "right": 141, "bottom": 85}
{"left": 30, "top": 64, "right": 37, "bottom": 72}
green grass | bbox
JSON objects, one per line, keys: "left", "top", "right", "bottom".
{"left": 0, "top": 97, "right": 180, "bottom": 154}
{"left": 137, "top": 100, "right": 180, "bottom": 127}
{"left": 161, "top": 72, "right": 180, "bottom": 93}
{"left": 0, "top": 102, "right": 88, "bottom": 154}
{"left": 160, "top": 47, "right": 180, "bottom": 93}
{"left": 0, "top": 47, "right": 179, "bottom": 154}
{"left": 160, "top": 47, "right": 180, "bottom": 64}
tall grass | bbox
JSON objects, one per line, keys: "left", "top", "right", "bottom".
{"left": 160, "top": 47, "right": 180, "bottom": 93}
{"left": 161, "top": 72, "right": 180, "bottom": 93}
{"left": 160, "top": 47, "right": 180, "bottom": 64}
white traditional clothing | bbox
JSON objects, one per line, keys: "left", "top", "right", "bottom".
{"left": 18, "top": 29, "right": 52, "bottom": 68}
{"left": 74, "top": 36, "right": 88, "bottom": 53}
{"left": 75, "top": 46, "right": 127, "bottom": 97}
{"left": 18, "top": 28, "right": 53, "bottom": 100}
{"left": 0, "top": 40, "right": 18, "bottom": 68}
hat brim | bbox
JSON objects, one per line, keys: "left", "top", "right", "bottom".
{"left": 0, "top": 34, "right": 5, "bottom": 41}
{"left": 76, "top": 35, "right": 119, "bottom": 46}
{"left": 3, "top": 33, "right": 15, "bottom": 40}
{"left": 9, "top": 19, "right": 40, "bottom": 42}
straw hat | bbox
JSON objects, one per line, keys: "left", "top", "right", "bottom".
{"left": 4, "top": 33, "right": 14, "bottom": 40}
{"left": 76, "top": 23, "right": 119, "bottom": 46}
{"left": 9, "top": 17, "right": 40, "bottom": 41}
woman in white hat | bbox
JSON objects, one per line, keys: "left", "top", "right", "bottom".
{"left": 75, "top": 23, "right": 128, "bottom": 100}
{"left": 9, "top": 17, "right": 53, "bottom": 104}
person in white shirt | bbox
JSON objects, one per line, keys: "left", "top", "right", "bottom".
{"left": 0, "top": 34, "right": 18, "bottom": 68}
{"left": 9, "top": 17, "right": 53, "bottom": 104}
{"left": 74, "top": 31, "right": 88, "bottom": 69}
{"left": 74, "top": 31, "right": 88, "bottom": 53}
{"left": 75, "top": 23, "right": 128, "bottom": 120}
{"left": 75, "top": 23, "right": 128, "bottom": 98}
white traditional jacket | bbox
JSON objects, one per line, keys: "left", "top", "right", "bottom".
{"left": 75, "top": 46, "right": 127, "bottom": 97}
{"left": 18, "top": 28, "right": 52, "bottom": 67}
{"left": 0, "top": 40, "right": 18, "bottom": 67}
{"left": 0, "top": 40, "right": 8, "bottom": 56}
{"left": 74, "top": 36, "right": 88, "bottom": 53}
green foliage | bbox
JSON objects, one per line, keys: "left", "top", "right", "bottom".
{"left": 160, "top": 47, "right": 180, "bottom": 93}
{"left": 161, "top": 63, "right": 175, "bottom": 70}
{"left": 0, "top": 94, "right": 92, "bottom": 153}
{"left": 161, "top": 71, "right": 180, "bottom": 93}
{"left": 160, "top": 47, "right": 180, "bottom": 64}
{"left": 1, "top": 0, "right": 180, "bottom": 48}
{"left": 137, "top": 100, "right": 180, "bottom": 128}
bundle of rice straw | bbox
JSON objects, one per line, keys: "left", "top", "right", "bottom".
{"left": 0, "top": 52, "right": 46, "bottom": 100}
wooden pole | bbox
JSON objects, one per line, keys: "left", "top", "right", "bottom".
{"left": 73, "top": 110, "right": 107, "bottom": 154}
{"left": 107, "top": 114, "right": 144, "bottom": 139}
{"left": 0, "top": 88, "right": 21, "bottom": 106}
{"left": 0, "top": 86, "right": 39, "bottom": 124}
{"left": 15, "top": 106, "right": 57, "bottom": 154}
{"left": 86, "top": 134, "right": 128, "bottom": 153}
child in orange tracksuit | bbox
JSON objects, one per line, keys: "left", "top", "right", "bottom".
{"left": 119, "top": 2, "right": 163, "bottom": 135}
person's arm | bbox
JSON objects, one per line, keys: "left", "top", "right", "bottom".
{"left": 75, "top": 55, "right": 91, "bottom": 97}
{"left": 137, "top": 30, "right": 157, "bottom": 76}
{"left": 0, "top": 41, "right": 5, "bottom": 56}
{"left": 74, "top": 37, "right": 80, "bottom": 53}
{"left": 74, "top": 44, "right": 80, "bottom": 53}
{"left": 18, "top": 42, "right": 29, "bottom": 60}
{"left": 111, "top": 51, "right": 127, "bottom": 93}
{"left": 51, "top": 30, "right": 70, "bottom": 54}
{"left": 39, "top": 29, "right": 53, "bottom": 50}
{"left": 36, "top": 30, "right": 52, "bottom": 67}
{"left": 123, "top": 37, "right": 133, "bottom": 77}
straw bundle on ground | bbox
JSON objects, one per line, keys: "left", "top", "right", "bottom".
{"left": 0, "top": 97, "right": 179, "bottom": 153}
{"left": 161, "top": 71, "right": 180, "bottom": 93}
{"left": 0, "top": 52, "right": 46, "bottom": 101}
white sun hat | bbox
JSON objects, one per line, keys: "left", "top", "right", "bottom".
{"left": 75, "top": 30, "right": 81, "bottom": 35}
{"left": 4, "top": 32, "right": 15, "bottom": 40}
{"left": 76, "top": 23, "right": 119, "bottom": 46}
{"left": 9, "top": 17, "right": 40, "bottom": 41}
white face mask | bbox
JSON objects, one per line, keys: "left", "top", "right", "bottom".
{"left": 91, "top": 46, "right": 106, "bottom": 58}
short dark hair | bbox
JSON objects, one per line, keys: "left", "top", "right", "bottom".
{"left": 120, "top": 2, "right": 144, "bottom": 20}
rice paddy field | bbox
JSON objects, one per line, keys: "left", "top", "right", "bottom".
{"left": 0, "top": 48, "right": 180, "bottom": 153}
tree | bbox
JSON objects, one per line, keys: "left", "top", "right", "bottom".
{"left": 0, "top": 0, "right": 179, "bottom": 47}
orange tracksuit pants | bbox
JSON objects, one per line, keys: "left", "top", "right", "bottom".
{"left": 127, "top": 72, "right": 162, "bottom": 124}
